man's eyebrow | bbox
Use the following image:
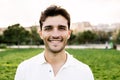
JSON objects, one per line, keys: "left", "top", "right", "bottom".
{"left": 44, "top": 25, "right": 52, "bottom": 27}
{"left": 43, "top": 25, "right": 52, "bottom": 28}
{"left": 58, "top": 25, "right": 67, "bottom": 28}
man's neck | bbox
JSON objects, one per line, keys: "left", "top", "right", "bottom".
{"left": 44, "top": 50, "right": 67, "bottom": 65}
{"left": 44, "top": 50, "right": 67, "bottom": 76}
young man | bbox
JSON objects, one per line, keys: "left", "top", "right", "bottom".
{"left": 15, "top": 5, "right": 94, "bottom": 80}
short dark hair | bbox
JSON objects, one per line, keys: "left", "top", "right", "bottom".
{"left": 39, "top": 5, "right": 70, "bottom": 30}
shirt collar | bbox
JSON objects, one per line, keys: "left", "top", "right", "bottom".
{"left": 62, "top": 51, "right": 75, "bottom": 68}
{"left": 35, "top": 51, "right": 47, "bottom": 64}
{"left": 38, "top": 51, "right": 75, "bottom": 67}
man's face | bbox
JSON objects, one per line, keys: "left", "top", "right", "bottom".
{"left": 40, "top": 15, "right": 71, "bottom": 53}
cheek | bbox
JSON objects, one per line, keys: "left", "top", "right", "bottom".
{"left": 41, "top": 32, "right": 49, "bottom": 38}
{"left": 63, "top": 34, "right": 69, "bottom": 40}
{"left": 42, "top": 35, "right": 48, "bottom": 40}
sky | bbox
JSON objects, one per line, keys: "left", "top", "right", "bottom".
{"left": 0, "top": 0, "right": 120, "bottom": 28}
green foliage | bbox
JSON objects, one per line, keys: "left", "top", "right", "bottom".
{"left": 0, "top": 44, "right": 7, "bottom": 48}
{"left": 68, "top": 32, "right": 76, "bottom": 45}
{"left": 3, "top": 24, "right": 31, "bottom": 45}
{"left": 0, "top": 48, "right": 120, "bottom": 80}
{"left": 1, "top": 23, "right": 120, "bottom": 45}
{"left": 75, "top": 32, "right": 83, "bottom": 44}
{"left": 95, "top": 31, "right": 109, "bottom": 43}
{"left": 0, "top": 48, "right": 43, "bottom": 80}
{"left": 0, "top": 35, "right": 4, "bottom": 43}
{"left": 67, "top": 49, "right": 120, "bottom": 80}
{"left": 116, "top": 30, "right": 120, "bottom": 44}
{"left": 30, "top": 26, "right": 43, "bottom": 45}
{"left": 1, "top": 24, "right": 43, "bottom": 45}
{"left": 76, "top": 31, "right": 97, "bottom": 44}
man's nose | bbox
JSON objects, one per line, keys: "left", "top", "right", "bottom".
{"left": 51, "top": 28, "right": 60, "bottom": 37}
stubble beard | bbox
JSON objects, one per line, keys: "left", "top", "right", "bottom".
{"left": 45, "top": 37, "right": 68, "bottom": 54}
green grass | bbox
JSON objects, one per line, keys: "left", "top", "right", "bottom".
{"left": 0, "top": 48, "right": 120, "bottom": 80}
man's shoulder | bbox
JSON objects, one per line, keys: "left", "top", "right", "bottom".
{"left": 67, "top": 53, "right": 90, "bottom": 70}
{"left": 71, "top": 56, "right": 87, "bottom": 66}
{"left": 69, "top": 55, "right": 93, "bottom": 75}
{"left": 73, "top": 57, "right": 89, "bottom": 69}
{"left": 68, "top": 54, "right": 94, "bottom": 80}
{"left": 18, "top": 52, "right": 44, "bottom": 67}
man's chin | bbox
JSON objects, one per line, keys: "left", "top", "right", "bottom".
{"left": 49, "top": 46, "right": 64, "bottom": 53}
{"left": 51, "top": 50, "right": 61, "bottom": 53}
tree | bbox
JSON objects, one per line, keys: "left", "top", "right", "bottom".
{"left": 68, "top": 31, "right": 76, "bottom": 45}
{"left": 76, "top": 31, "right": 97, "bottom": 44}
{"left": 0, "top": 35, "right": 4, "bottom": 43}
{"left": 82, "top": 31, "right": 96, "bottom": 43}
{"left": 76, "top": 32, "right": 84, "bottom": 44}
{"left": 95, "top": 31, "right": 109, "bottom": 43}
{"left": 3, "top": 24, "right": 31, "bottom": 45}
{"left": 116, "top": 30, "right": 120, "bottom": 44}
{"left": 30, "top": 26, "right": 43, "bottom": 45}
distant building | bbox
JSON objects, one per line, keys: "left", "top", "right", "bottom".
{"left": 93, "top": 24, "right": 110, "bottom": 32}
{"left": 71, "top": 22, "right": 93, "bottom": 34}
{"left": 111, "top": 23, "right": 120, "bottom": 40}
{"left": 25, "top": 25, "right": 40, "bottom": 33}
{"left": 0, "top": 23, "right": 120, "bottom": 35}
{"left": 0, "top": 27, "right": 6, "bottom": 35}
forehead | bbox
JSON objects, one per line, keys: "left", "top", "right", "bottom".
{"left": 42, "top": 15, "right": 68, "bottom": 27}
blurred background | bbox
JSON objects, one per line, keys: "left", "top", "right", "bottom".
{"left": 0, "top": 0, "right": 120, "bottom": 49}
{"left": 0, "top": 0, "right": 120, "bottom": 80}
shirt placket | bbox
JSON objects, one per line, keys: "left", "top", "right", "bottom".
{"left": 47, "top": 64, "right": 56, "bottom": 80}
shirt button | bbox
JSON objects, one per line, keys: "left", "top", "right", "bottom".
{"left": 49, "top": 70, "right": 52, "bottom": 72}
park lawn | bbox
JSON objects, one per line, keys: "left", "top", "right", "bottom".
{"left": 0, "top": 48, "right": 120, "bottom": 80}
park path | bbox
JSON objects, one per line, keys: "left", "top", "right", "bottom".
{"left": 0, "top": 49, "right": 5, "bottom": 52}
{"left": 7, "top": 44, "right": 120, "bottom": 50}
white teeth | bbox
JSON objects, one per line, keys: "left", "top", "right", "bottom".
{"left": 48, "top": 39, "right": 62, "bottom": 42}
{"left": 50, "top": 39, "right": 61, "bottom": 40}
{"left": 50, "top": 40, "right": 61, "bottom": 42}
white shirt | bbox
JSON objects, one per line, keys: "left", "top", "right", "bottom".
{"left": 15, "top": 51, "right": 94, "bottom": 80}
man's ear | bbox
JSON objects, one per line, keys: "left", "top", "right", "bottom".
{"left": 67, "top": 30, "right": 71, "bottom": 39}
{"left": 39, "top": 30, "right": 43, "bottom": 39}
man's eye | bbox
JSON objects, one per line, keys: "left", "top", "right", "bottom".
{"left": 59, "top": 27, "right": 65, "bottom": 30}
{"left": 44, "top": 26, "right": 52, "bottom": 31}
{"left": 59, "top": 27, "right": 66, "bottom": 30}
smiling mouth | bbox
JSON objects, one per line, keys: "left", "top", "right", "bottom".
{"left": 48, "top": 39, "right": 63, "bottom": 42}
{"left": 48, "top": 37, "right": 63, "bottom": 42}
